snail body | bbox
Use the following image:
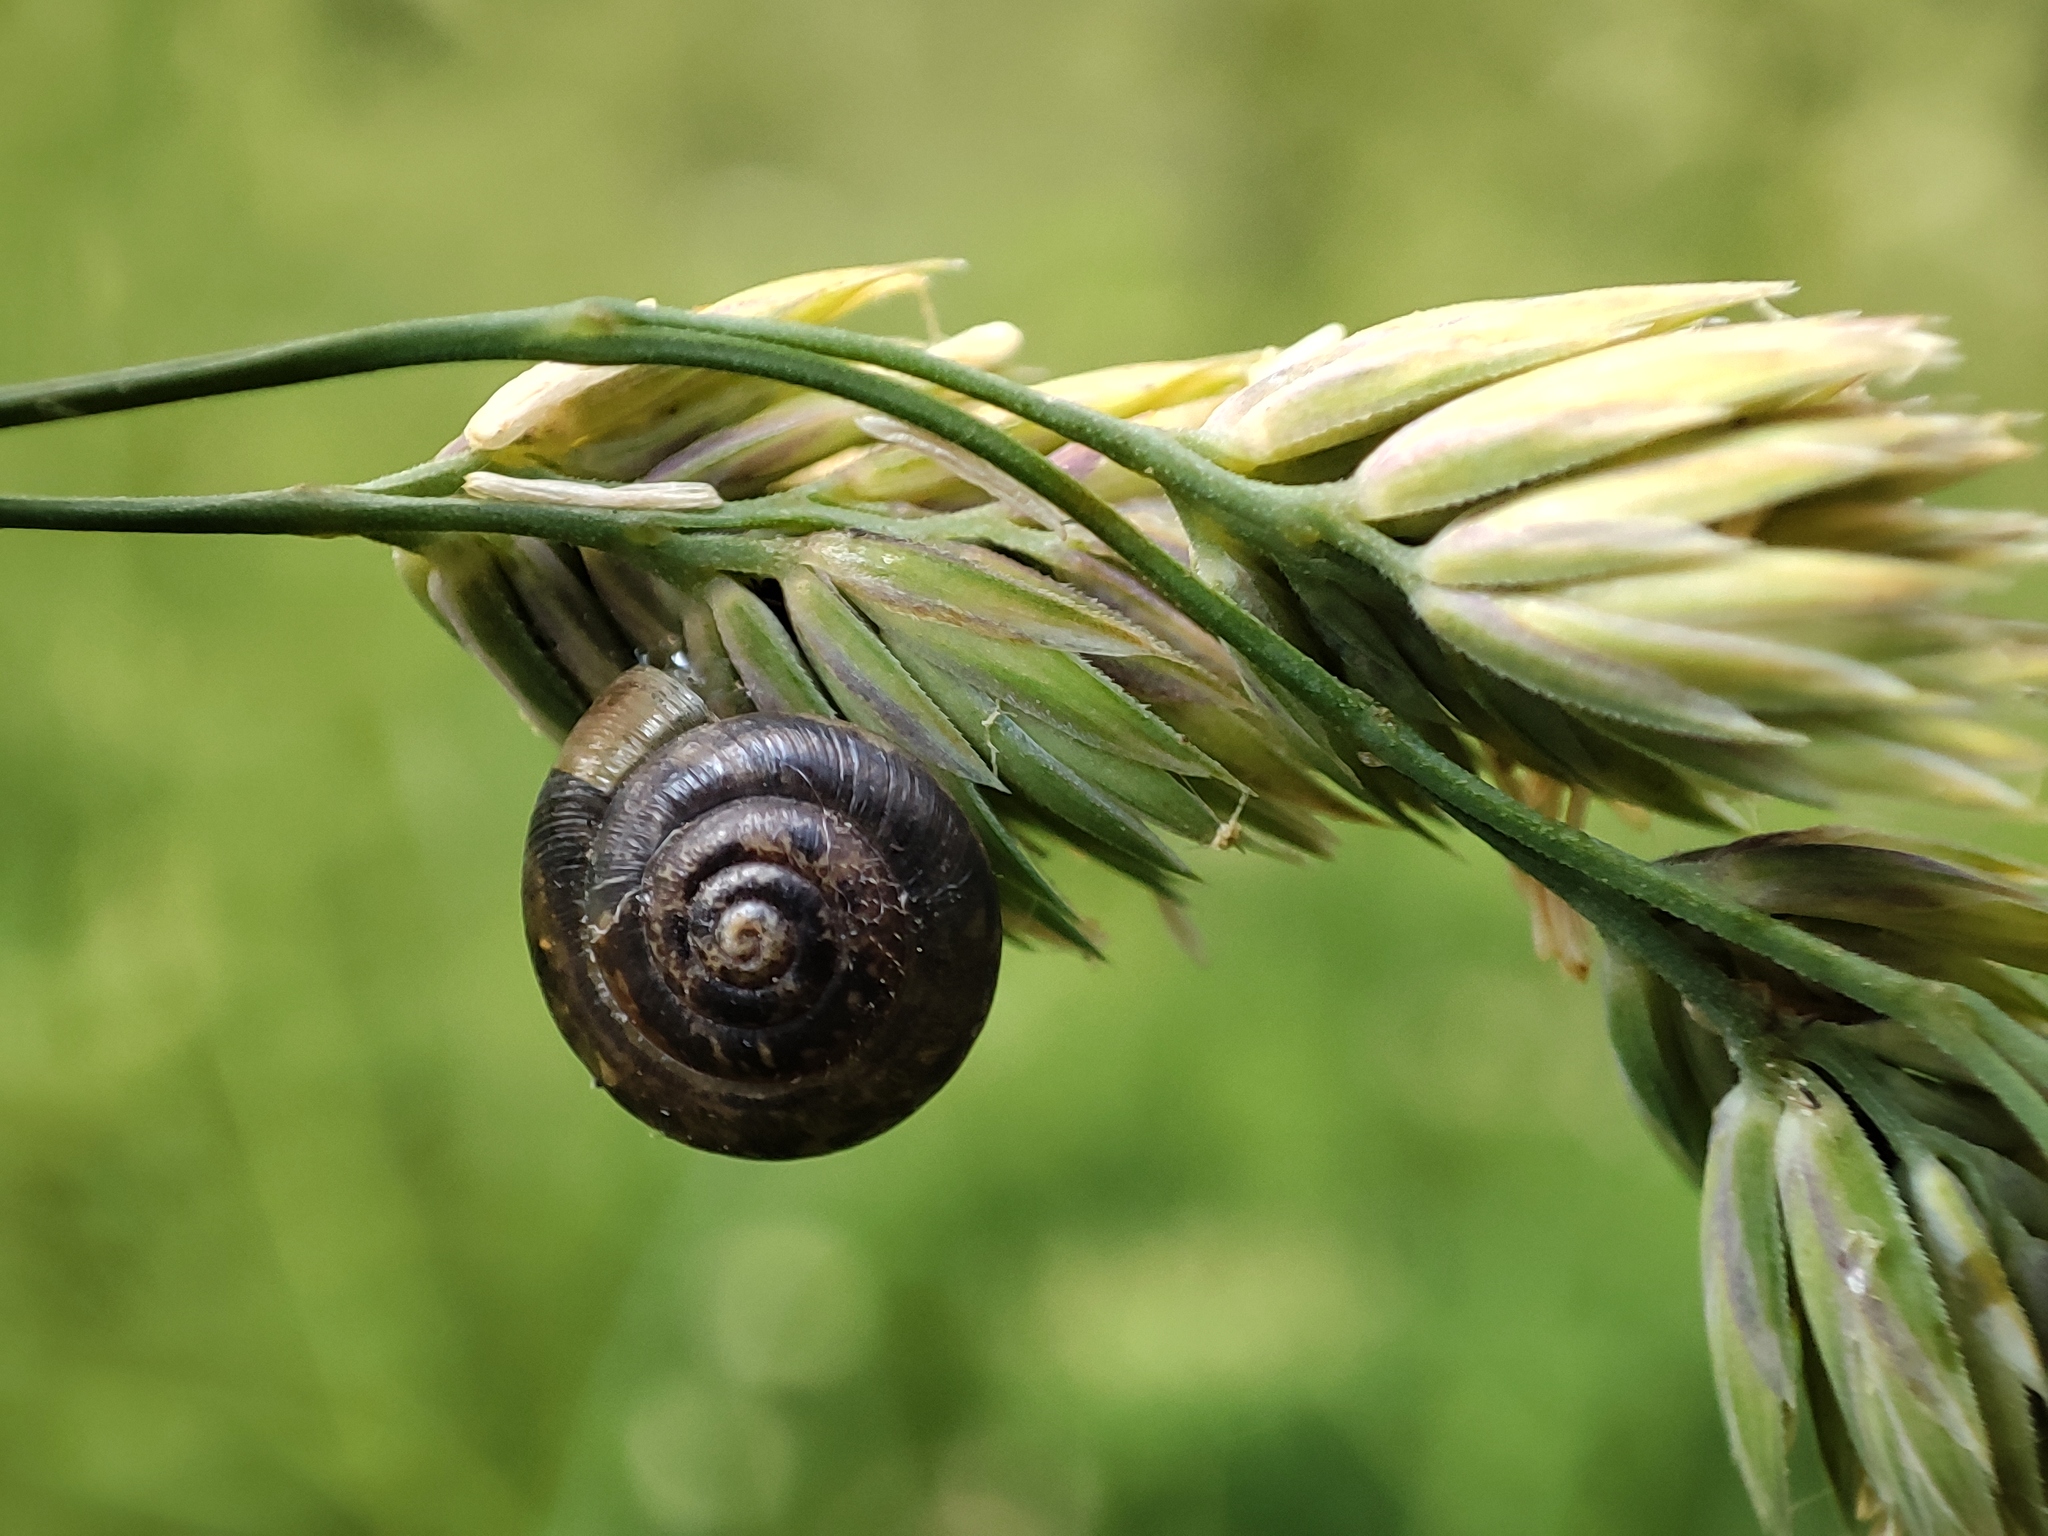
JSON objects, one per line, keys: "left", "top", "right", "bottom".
{"left": 524, "top": 667, "right": 1003, "bottom": 1158}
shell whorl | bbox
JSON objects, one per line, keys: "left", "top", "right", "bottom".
{"left": 523, "top": 667, "right": 1003, "bottom": 1158}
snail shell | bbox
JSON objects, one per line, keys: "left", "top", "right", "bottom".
{"left": 522, "top": 666, "right": 1004, "bottom": 1158}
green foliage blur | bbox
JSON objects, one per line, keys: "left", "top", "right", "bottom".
{"left": 2, "top": 2, "right": 2046, "bottom": 1531}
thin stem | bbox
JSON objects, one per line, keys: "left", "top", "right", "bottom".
{"left": 0, "top": 487, "right": 786, "bottom": 577}
{"left": 0, "top": 307, "right": 578, "bottom": 425}
{"left": 0, "top": 304, "right": 1962, "bottom": 1034}
{"left": 1448, "top": 807, "right": 1775, "bottom": 1068}
{"left": 358, "top": 449, "right": 489, "bottom": 496}
{"left": 0, "top": 484, "right": 1043, "bottom": 549}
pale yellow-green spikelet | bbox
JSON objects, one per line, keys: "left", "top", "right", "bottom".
{"left": 693, "top": 261, "right": 959, "bottom": 322}
{"left": 459, "top": 470, "right": 722, "bottom": 510}
{"left": 1775, "top": 1068, "right": 2000, "bottom": 1536}
{"left": 1903, "top": 1150, "right": 2048, "bottom": 1536}
{"left": 1413, "top": 585, "right": 1807, "bottom": 744}
{"left": 463, "top": 260, "right": 961, "bottom": 480}
{"left": 1553, "top": 548, "right": 1986, "bottom": 625}
{"left": 642, "top": 320, "right": 1025, "bottom": 493}
{"left": 1793, "top": 732, "right": 2033, "bottom": 811}
{"left": 1480, "top": 598, "right": 1923, "bottom": 713}
{"left": 1701, "top": 1082, "right": 1799, "bottom": 1536}
{"left": 1906, "top": 1152, "right": 2048, "bottom": 1397}
{"left": 1195, "top": 281, "right": 1795, "bottom": 467}
{"left": 1353, "top": 313, "right": 1955, "bottom": 526}
{"left": 1763, "top": 497, "right": 2048, "bottom": 565}
{"left": 796, "top": 350, "right": 1266, "bottom": 505}
{"left": 1897, "top": 639, "right": 2048, "bottom": 692}
{"left": 1419, "top": 413, "right": 2035, "bottom": 589}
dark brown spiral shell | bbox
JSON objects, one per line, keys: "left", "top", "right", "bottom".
{"left": 523, "top": 667, "right": 1004, "bottom": 1158}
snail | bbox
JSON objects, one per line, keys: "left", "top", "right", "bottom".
{"left": 522, "top": 666, "right": 1005, "bottom": 1158}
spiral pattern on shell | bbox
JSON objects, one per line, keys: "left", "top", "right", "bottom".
{"left": 523, "top": 667, "right": 1004, "bottom": 1158}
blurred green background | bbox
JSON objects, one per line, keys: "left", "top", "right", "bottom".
{"left": 2, "top": 1, "right": 2047, "bottom": 1531}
